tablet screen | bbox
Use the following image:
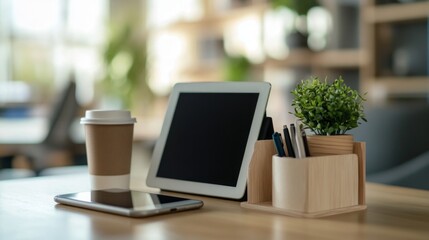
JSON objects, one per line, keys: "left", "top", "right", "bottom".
{"left": 156, "top": 92, "right": 259, "bottom": 187}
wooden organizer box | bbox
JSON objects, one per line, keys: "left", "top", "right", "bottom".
{"left": 240, "top": 140, "right": 367, "bottom": 218}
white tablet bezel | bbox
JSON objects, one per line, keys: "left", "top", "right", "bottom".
{"left": 146, "top": 82, "right": 271, "bottom": 199}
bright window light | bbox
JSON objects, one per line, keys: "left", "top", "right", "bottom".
{"left": 307, "top": 7, "right": 332, "bottom": 51}
{"left": 2, "top": 0, "right": 107, "bottom": 105}
{"left": 11, "top": 0, "right": 60, "bottom": 36}
{"left": 263, "top": 8, "right": 295, "bottom": 60}
{"left": 147, "top": 0, "right": 203, "bottom": 28}
{"left": 148, "top": 32, "right": 187, "bottom": 95}
{"left": 67, "top": 0, "right": 106, "bottom": 44}
{"left": 224, "top": 15, "right": 264, "bottom": 63}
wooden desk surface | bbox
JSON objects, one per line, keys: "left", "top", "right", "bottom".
{"left": 1, "top": 174, "right": 429, "bottom": 240}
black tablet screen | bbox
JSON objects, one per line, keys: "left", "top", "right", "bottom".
{"left": 156, "top": 92, "right": 259, "bottom": 187}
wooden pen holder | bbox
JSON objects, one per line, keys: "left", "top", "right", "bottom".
{"left": 272, "top": 154, "right": 358, "bottom": 213}
{"left": 241, "top": 140, "right": 367, "bottom": 218}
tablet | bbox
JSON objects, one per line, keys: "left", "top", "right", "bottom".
{"left": 146, "top": 82, "right": 271, "bottom": 199}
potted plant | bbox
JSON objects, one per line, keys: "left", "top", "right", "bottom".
{"left": 290, "top": 76, "right": 367, "bottom": 156}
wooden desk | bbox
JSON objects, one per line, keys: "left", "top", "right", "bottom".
{"left": 0, "top": 174, "right": 428, "bottom": 239}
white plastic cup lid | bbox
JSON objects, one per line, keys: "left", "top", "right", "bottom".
{"left": 80, "top": 110, "right": 136, "bottom": 125}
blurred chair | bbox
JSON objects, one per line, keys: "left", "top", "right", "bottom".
{"left": 0, "top": 157, "right": 36, "bottom": 180}
{"left": 0, "top": 152, "right": 35, "bottom": 180}
{"left": 350, "top": 103, "right": 429, "bottom": 190}
{"left": 15, "top": 80, "right": 82, "bottom": 174}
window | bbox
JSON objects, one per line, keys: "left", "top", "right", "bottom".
{"left": 0, "top": 0, "right": 107, "bottom": 105}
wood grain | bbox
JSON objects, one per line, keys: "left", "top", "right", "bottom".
{"left": 306, "top": 135, "right": 354, "bottom": 156}
{"left": 272, "top": 154, "right": 359, "bottom": 213}
{"left": 354, "top": 142, "right": 366, "bottom": 205}
{"left": 1, "top": 172, "right": 429, "bottom": 239}
{"left": 247, "top": 140, "right": 276, "bottom": 204}
{"left": 245, "top": 141, "right": 366, "bottom": 218}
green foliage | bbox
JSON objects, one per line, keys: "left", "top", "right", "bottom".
{"left": 102, "top": 23, "right": 153, "bottom": 109}
{"left": 291, "top": 76, "right": 367, "bottom": 135}
{"left": 223, "top": 55, "right": 251, "bottom": 82}
{"left": 272, "top": 0, "right": 319, "bottom": 16}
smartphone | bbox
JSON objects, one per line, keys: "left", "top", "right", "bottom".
{"left": 54, "top": 189, "right": 204, "bottom": 217}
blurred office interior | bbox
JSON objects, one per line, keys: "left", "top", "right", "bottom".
{"left": 0, "top": 0, "right": 429, "bottom": 190}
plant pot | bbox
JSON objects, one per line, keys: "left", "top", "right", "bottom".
{"left": 306, "top": 135, "right": 354, "bottom": 156}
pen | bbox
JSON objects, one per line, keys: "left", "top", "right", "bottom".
{"left": 300, "top": 125, "right": 311, "bottom": 157}
{"left": 283, "top": 125, "right": 295, "bottom": 158}
{"left": 289, "top": 124, "right": 299, "bottom": 158}
{"left": 294, "top": 123, "right": 306, "bottom": 158}
{"left": 272, "top": 132, "right": 286, "bottom": 157}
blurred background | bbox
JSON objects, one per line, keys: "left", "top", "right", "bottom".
{"left": 1, "top": 0, "right": 429, "bottom": 190}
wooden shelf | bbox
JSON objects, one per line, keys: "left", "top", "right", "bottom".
{"left": 266, "top": 49, "right": 362, "bottom": 69}
{"left": 178, "top": 64, "right": 222, "bottom": 82}
{"left": 313, "top": 50, "right": 363, "bottom": 68}
{"left": 365, "top": 1, "right": 429, "bottom": 23}
{"left": 370, "top": 77, "right": 429, "bottom": 95}
{"left": 180, "top": 64, "right": 220, "bottom": 76}
{"left": 150, "top": 1, "right": 429, "bottom": 101}
{"left": 175, "top": 49, "right": 361, "bottom": 79}
{"left": 361, "top": 0, "right": 429, "bottom": 101}
{"left": 265, "top": 49, "right": 314, "bottom": 68}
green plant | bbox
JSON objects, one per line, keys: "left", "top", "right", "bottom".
{"left": 102, "top": 22, "right": 153, "bottom": 109}
{"left": 291, "top": 76, "right": 367, "bottom": 135}
{"left": 272, "top": 0, "right": 319, "bottom": 16}
{"left": 223, "top": 55, "right": 251, "bottom": 82}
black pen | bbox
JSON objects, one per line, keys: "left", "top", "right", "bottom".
{"left": 290, "top": 124, "right": 299, "bottom": 158}
{"left": 300, "top": 125, "right": 311, "bottom": 157}
{"left": 283, "top": 125, "right": 295, "bottom": 158}
{"left": 272, "top": 132, "right": 286, "bottom": 157}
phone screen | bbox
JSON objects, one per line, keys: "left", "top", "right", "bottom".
{"left": 55, "top": 189, "right": 203, "bottom": 216}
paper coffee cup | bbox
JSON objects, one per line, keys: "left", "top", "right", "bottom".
{"left": 81, "top": 110, "right": 136, "bottom": 190}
